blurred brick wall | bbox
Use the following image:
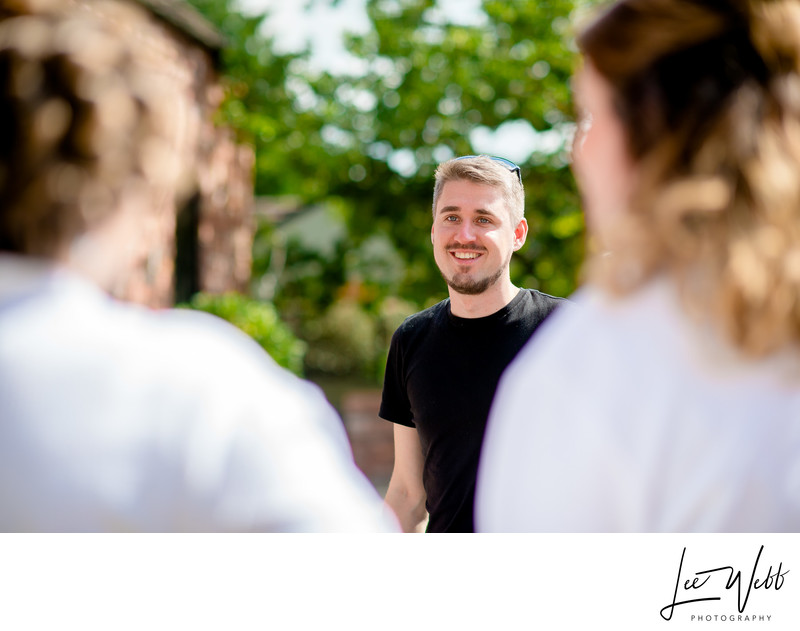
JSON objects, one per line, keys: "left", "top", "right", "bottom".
{"left": 81, "top": 0, "right": 254, "bottom": 308}
{"left": 196, "top": 128, "right": 255, "bottom": 295}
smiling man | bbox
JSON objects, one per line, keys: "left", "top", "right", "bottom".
{"left": 379, "top": 155, "right": 567, "bottom": 532}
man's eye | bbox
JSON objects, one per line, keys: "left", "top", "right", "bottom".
{"left": 477, "top": 217, "right": 490, "bottom": 224}
{"left": 445, "top": 216, "right": 458, "bottom": 222}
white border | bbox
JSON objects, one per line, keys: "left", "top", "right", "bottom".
{"left": 1, "top": 534, "right": 797, "bottom": 631}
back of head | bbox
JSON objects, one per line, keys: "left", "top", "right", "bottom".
{"left": 432, "top": 155, "right": 525, "bottom": 225}
{"left": 578, "top": 0, "right": 800, "bottom": 357}
{"left": 0, "top": 0, "right": 191, "bottom": 260}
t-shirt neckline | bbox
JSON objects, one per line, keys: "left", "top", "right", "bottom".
{"left": 446, "top": 288, "right": 527, "bottom": 327}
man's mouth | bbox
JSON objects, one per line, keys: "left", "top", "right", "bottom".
{"left": 452, "top": 251, "right": 482, "bottom": 260}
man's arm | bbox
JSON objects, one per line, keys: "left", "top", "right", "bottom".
{"left": 384, "top": 424, "right": 428, "bottom": 532}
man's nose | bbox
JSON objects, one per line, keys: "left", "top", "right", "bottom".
{"left": 455, "top": 221, "right": 477, "bottom": 242}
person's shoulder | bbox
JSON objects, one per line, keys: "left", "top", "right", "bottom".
{"left": 522, "top": 288, "right": 570, "bottom": 304}
{"left": 152, "top": 306, "right": 285, "bottom": 376}
{"left": 515, "top": 284, "right": 650, "bottom": 367}
{"left": 522, "top": 288, "right": 573, "bottom": 317}
{"left": 103, "top": 299, "right": 292, "bottom": 393}
{"left": 139, "top": 304, "right": 345, "bottom": 434}
{"left": 393, "top": 298, "right": 449, "bottom": 335}
{"left": 60, "top": 287, "right": 332, "bottom": 425}
{"left": 407, "top": 298, "right": 450, "bottom": 322}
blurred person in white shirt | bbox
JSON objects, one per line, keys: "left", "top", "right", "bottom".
{"left": 0, "top": 0, "right": 396, "bottom": 533}
{"left": 477, "top": 0, "right": 800, "bottom": 532}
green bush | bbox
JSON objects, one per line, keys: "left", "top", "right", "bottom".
{"left": 298, "top": 296, "right": 418, "bottom": 383}
{"left": 179, "top": 292, "right": 307, "bottom": 377}
{"left": 301, "top": 300, "right": 378, "bottom": 379}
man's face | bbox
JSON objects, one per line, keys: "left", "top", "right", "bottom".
{"left": 431, "top": 178, "right": 527, "bottom": 296}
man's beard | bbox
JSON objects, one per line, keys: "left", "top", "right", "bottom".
{"left": 441, "top": 266, "right": 503, "bottom": 295}
{"left": 438, "top": 253, "right": 510, "bottom": 295}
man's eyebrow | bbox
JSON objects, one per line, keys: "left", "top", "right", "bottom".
{"left": 437, "top": 205, "right": 497, "bottom": 216}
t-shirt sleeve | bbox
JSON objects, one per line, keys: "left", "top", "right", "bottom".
{"left": 379, "top": 324, "right": 415, "bottom": 427}
{"left": 533, "top": 290, "right": 570, "bottom": 317}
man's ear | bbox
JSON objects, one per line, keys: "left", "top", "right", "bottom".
{"left": 513, "top": 218, "right": 529, "bottom": 251}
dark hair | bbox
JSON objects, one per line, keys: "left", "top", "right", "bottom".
{"left": 580, "top": 0, "right": 771, "bottom": 161}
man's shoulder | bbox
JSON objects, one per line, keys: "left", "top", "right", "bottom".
{"left": 394, "top": 298, "right": 449, "bottom": 334}
{"left": 522, "top": 288, "right": 570, "bottom": 313}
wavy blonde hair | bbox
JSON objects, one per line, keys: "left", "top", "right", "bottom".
{"left": 579, "top": 0, "right": 800, "bottom": 357}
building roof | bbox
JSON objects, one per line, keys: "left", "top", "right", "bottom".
{"left": 134, "top": 0, "right": 225, "bottom": 52}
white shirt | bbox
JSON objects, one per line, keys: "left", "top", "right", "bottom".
{"left": 476, "top": 277, "right": 800, "bottom": 532}
{"left": 0, "top": 255, "right": 397, "bottom": 532}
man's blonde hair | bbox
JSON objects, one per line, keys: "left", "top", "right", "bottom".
{"left": 432, "top": 156, "right": 525, "bottom": 226}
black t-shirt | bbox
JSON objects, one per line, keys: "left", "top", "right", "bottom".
{"left": 379, "top": 288, "right": 566, "bottom": 532}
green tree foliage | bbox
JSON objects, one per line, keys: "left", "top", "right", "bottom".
{"left": 182, "top": 0, "right": 317, "bottom": 196}
{"left": 185, "top": 0, "right": 587, "bottom": 381}
{"left": 315, "top": 0, "right": 585, "bottom": 302}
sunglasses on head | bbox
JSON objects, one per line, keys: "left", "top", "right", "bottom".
{"left": 453, "top": 155, "right": 522, "bottom": 184}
